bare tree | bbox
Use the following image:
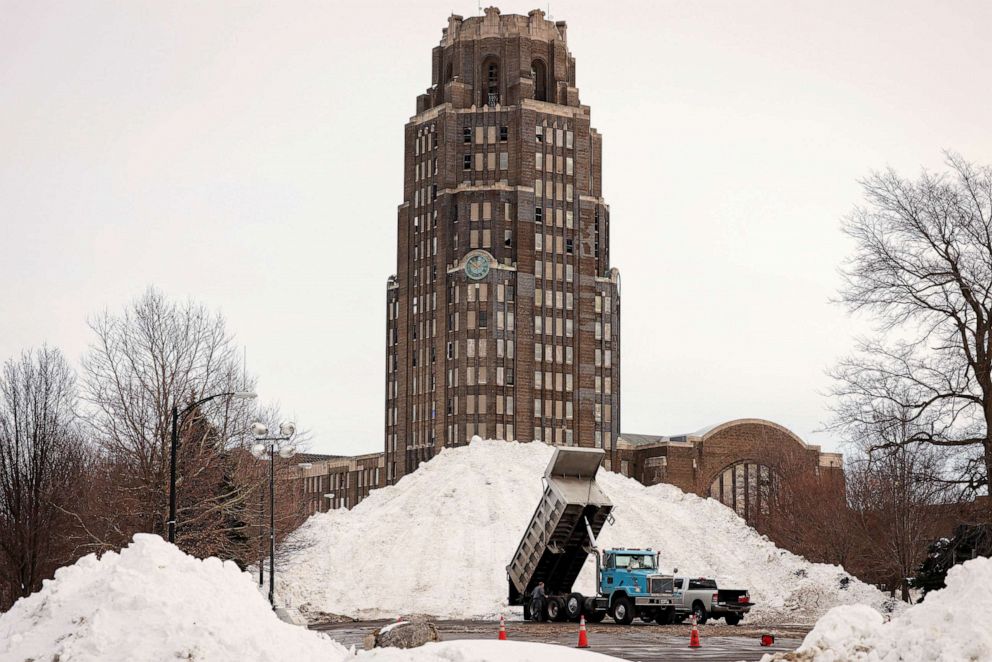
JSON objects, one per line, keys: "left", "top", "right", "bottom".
{"left": 0, "top": 347, "right": 87, "bottom": 610}
{"left": 830, "top": 153, "right": 992, "bottom": 493}
{"left": 80, "top": 288, "right": 261, "bottom": 558}
{"left": 844, "top": 432, "right": 960, "bottom": 602}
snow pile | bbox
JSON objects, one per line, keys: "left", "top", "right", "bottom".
{"left": 0, "top": 534, "right": 349, "bottom": 662}
{"left": 279, "top": 439, "right": 893, "bottom": 623}
{"left": 762, "top": 555, "right": 992, "bottom": 661}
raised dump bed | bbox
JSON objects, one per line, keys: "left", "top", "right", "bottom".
{"left": 506, "top": 447, "right": 613, "bottom": 610}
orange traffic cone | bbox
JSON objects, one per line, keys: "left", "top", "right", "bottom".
{"left": 498, "top": 614, "right": 507, "bottom": 640}
{"left": 576, "top": 615, "right": 590, "bottom": 648}
{"left": 688, "top": 615, "right": 702, "bottom": 649}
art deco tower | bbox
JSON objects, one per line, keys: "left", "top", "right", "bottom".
{"left": 384, "top": 7, "right": 620, "bottom": 483}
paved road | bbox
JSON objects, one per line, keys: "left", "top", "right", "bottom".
{"left": 312, "top": 619, "right": 805, "bottom": 661}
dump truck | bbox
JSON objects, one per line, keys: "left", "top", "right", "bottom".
{"left": 506, "top": 447, "right": 676, "bottom": 624}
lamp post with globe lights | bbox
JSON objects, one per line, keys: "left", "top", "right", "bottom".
{"left": 251, "top": 421, "right": 297, "bottom": 608}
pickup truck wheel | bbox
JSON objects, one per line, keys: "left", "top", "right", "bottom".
{"left": 725, "top": 614, "right": 741, "bottom": 626}
{"left": 611, "top": 596, "right": 635, "bottom": 625}
{"left": 691, "top": 601, "right": 709, "bottom": 625}
{"left": 586, "top": 610, "right": 606, "bottom": 623}
{"left": 565, "top": 593, "right": 584, "bottom": 621}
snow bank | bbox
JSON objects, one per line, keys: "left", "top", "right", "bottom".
{"left": 0, "top": 531, "right": 627, "bottom": 662}
{"left": 762, "top": 555, "right": 992, "bottom": 661}
{"left": 0, "top": 534, "right": 348, "bottom": 662}
{"left": 279, "top": 439, "right": 893, "bottom": 623}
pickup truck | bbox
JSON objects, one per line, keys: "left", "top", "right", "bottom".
{"left": 671, "top": 576, "right": 754, "bottom": 625}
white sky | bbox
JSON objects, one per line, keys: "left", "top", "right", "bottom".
{"left": 2, "top": 1, "right": 990, "bottom": 456}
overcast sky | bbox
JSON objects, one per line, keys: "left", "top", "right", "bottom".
{"left": 2, "top": 1, "right": 990, "bottom": 456}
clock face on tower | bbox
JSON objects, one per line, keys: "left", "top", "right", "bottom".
{"left": 465, "top": 252, "right": 491, "bottom": 280}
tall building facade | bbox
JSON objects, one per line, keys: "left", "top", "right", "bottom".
{"left": 384, "top": 7, "right": 621, "bottom": 484}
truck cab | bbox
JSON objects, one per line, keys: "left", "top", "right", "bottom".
{"left": 598, "top": 549, "right": 676, "bottom": 625}
{"left": 601, "top": 549, "right": 661, "bottom": 595}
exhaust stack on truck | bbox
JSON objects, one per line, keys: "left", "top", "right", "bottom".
{"left": 506, "top": 447, "right": 677, "bottom": 624}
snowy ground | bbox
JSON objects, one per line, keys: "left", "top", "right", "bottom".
{"left": 0, "top": 534, "right": 625, "bottom": 662}
{"left": 761, "top": 555, "right": 992, "bottom": 661}
{"left": 278, "top": 439, "right": 897, "bottom": 623}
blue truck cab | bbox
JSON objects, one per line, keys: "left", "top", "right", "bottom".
{"left": 595, "top": 548, "right": 676, "bottom": 624}
{"left": 601, "top": 549, "right": 660, "bottom": 594}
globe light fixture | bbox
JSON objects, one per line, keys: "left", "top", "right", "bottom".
{"left": 249, "top": 418, "right": 298, "bottom": 609}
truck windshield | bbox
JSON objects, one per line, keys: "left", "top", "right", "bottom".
{"left": 615, "top": 554, "right": 656, "bottom": 570}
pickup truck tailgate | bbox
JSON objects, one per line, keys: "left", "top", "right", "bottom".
{"left": 716, "top": 589, "right": 753, "bottom": 609}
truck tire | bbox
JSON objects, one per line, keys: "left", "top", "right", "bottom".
{"left": 611, "top": 596, "right": 635, "bottom": 625}
{"left": 547, "top": 597, "right": 566, "bottom": 622}
{"left": 565, "top": 593, "right": 584, "bottom": 621}
{"left": 725, "top": 614, "right": 741, "bottom": 626}
{"left": 531, "top": 597, "right": 545, "bottom": 622}
{"left": 691, "top": 601, "right": 709, "bottom": 625}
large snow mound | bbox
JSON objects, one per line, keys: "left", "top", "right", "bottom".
{"left": 279, "top": 439, "right": 894, "bottom": 623}
{"left": 0, "top": 534, "right": 348, "bottom": 662}
{"left": 762, "top": 555, "right": 992, "bottom": 661}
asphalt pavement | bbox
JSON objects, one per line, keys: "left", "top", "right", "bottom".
{"left": 311, "top": 619, "right": 807, "bottom": 661}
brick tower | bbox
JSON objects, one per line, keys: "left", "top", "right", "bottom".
{"left": 384, "top": 7, "right": 620, "bottom": 483}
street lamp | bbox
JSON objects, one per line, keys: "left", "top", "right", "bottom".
{"left": 168, "top": 390, "right": 256, "bottom": 544}
{"left": 251, "top": 421, "right": 297, "bottom": 608}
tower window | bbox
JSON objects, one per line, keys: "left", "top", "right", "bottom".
{"left": 531, "top": 60, "right": 547, "bottom": 102}
{"left": 463, "top": 127, "right": 472, "bottom": 143}
{"left": 463, "top": 154, "right": 471, "bottom": 170}
{"left": 484, "top": 58, "right": 500, "bottom": 107}
{"left": 535, "top": 207, "right": 543, "bottom": 223}
{"left": 499, "top": 126, "right": 508, "bottom": 141}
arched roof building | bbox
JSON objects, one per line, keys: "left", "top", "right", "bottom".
{"left": 617, "top": 419, "right": 843, "bottom": 525}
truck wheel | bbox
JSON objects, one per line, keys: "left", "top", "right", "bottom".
{"left": 565, "top": 593, "right": 584, "bottom": 621}
{"left": 691, "top": 601, "right": 709, "bottom": 625}
{"left": 725, "top": 614, "right": 741, "bottom": 626}
{"left": 547, "top": 598, "right": 565, "bottom": 622}
{"left": 611, "top": 596, "right": 635, "bottom": 625}
{"left": 655, "top": 607, "right": 675, "bottom": 625}
{"left": 531, "top": 598, "right": 545, "bottom": 622}
{"left": 586, "top": 610, "right": 606, "bottom": 623}
{"left": 523, "top": 602, "right": 532, "bottom": 621}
